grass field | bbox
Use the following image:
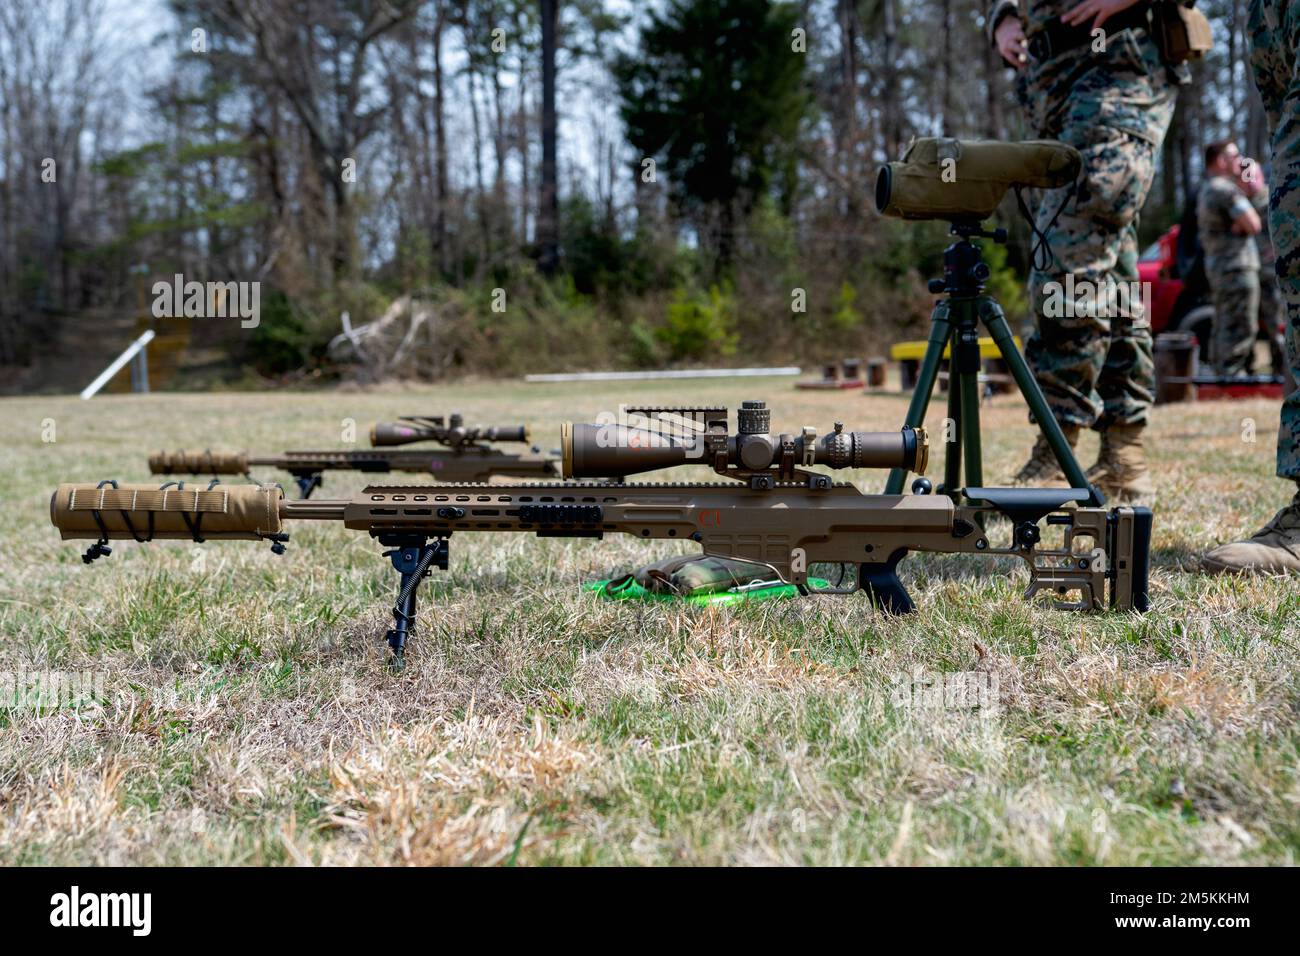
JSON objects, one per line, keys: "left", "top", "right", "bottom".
{"left": 1, "top": 377, "right": 1297, "bottom": 865}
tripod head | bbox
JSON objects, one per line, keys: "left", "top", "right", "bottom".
{"left": 927, "top": 220, "right": 1008, "bottom": 297}
{"left": 948, "top": 219, "right": 1007, "bottom": 243}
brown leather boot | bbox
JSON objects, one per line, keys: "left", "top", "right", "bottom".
{"left": 1093, "top": 423, "right": 1154, "bottom": 506}
{"left": 1012, "top": 424, "right": 1080, "bottom": 486}
{"left": 1202, "top": 487, "right": 1300, "bottom": 574}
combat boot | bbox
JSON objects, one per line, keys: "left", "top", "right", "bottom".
{"left": 1085, "top": 429, "right": 1113, "bottom": 485}
{"left": 1093, "top": 423, "right": 1155, "bottom": 506}
{"left": 1012, "top": 424, "right": 1079, "bottom": 486}
{"left": 1202, "top": 487, "right": 1300, "bottom": 575}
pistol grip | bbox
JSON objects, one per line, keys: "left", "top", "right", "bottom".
{"left": 859, "top": 548, "right": 915, "bottom": 614}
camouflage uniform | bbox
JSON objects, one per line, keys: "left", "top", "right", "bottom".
{"left": 1199, "top": 1, "right": 1300, "bottom": 571}
{"left": 1247, "top": 0, "right": 1300, "bottom": 481}
{"left": 990, "top": 1, "right": 1177, "bottom": 429}
{"left": 1197, "top": 174, "right": 1261, "bottom": 376}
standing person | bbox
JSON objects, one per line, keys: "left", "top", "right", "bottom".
{"left": 990, "top": 0, "right": 1180, "bottom": 506}
{"left": 1203, "top": 0, "right": 1300, "bottom": 574}
{"left": 1241, "top": 159, "right": 1288, "bottom": 376}
{"left": 1197, "top": 140, "right": 1262, "bottom": 378}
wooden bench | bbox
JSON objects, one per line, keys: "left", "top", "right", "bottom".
{"left": 890, "top": 336, "right": 1020, "bottom": 393}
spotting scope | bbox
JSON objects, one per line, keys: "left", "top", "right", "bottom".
{"left": 875, "top": 137, "right": 1083, "bottom": 222}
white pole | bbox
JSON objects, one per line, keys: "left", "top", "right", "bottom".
{"left": 80, "top": 329, "right": 156, "bottom": 400}
{"left": 524, "top": 366, "right": 801, "bottom": 383}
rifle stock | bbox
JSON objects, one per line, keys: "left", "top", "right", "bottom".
{"left": 51, "top": 478, "right": 1152, "bottom": 664}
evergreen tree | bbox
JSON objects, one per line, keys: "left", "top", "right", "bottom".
{"left": 615, "top": 0, "right": 809, "bottom": 270}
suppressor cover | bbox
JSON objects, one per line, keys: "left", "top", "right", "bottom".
{"left": 51, "top": 482, "right": 283, "bottom": 540}
{"left": 148, "top": 449, "right": 250, "bottom": 475}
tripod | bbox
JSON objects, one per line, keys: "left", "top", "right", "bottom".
{"left": 884, "top": 221, "right": 1100, "bottom": 507}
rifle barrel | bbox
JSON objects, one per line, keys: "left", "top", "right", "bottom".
{"left": 283, "top": 498, "right": 347, "bottom": 521}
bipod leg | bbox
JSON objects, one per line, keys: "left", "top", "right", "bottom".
{"left": 886, "top": 300, "right": 953, "bottom": 494}
{"left": 379, "top": 536, "right": 449, "bottom": 669}
{"left": 977, "top": 296, "right": 1101, "bottom": 506}
{"left": 293, "top": 472, "right": 323, "bottom": 499}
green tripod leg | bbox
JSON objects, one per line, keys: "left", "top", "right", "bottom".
{"left": 958, "top": 335, "right": 984, "bottom": 492}
{"left": 885, "top": 300, "right": 953, "bottom": 495}
{"left": 977, "top": 296, "right": 1100, "bottom": 505}
{"left": 944, "top": 345, "right": 963, "bottom": 497}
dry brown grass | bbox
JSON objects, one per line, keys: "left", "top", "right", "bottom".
{"left": 0, "top": 376, "right": 1297, "bottom": 865}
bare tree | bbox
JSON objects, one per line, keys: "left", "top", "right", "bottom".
{"left": 223, "top": 0, "right": 419, "bottom": 277}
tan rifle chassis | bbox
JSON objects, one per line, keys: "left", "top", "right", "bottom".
{"left": 51, "top": 479, "right": 1152, "bottom": 666}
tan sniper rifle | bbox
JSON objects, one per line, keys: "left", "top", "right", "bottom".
{"left": 148, "top": 413, "right": 558, "bottom": 498}
{"left": 51, "top": 402, "right": 1151, "bottom": 668}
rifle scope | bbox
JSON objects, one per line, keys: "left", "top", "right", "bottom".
{"left": 370, "top": 415, "right": 530, "bottom": 448}
{"left": 561, "top": 401, "right": 927, "bottom": 481}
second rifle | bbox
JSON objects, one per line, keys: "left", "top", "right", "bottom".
{"left": 148, "top": 413, "right": 559, "bottom": 497}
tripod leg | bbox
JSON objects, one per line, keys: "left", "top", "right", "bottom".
{"left": 978, "top": 297, "right": 1099, "bottom": 503}
{"left": 953, "top": 313, "right": 985, "bottom": 491}
{"left": 944, "top": 351, "right": 963, "bottom": 496}
{"left": 886, "top": 301, "right": 953, "bottom": 494}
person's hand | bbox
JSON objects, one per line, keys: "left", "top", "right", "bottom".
{"left": 1238, "top": 158, "right": 1265, "bottom": 197}
{"left": 1062, "top": 0, "right": 1141, "bottom": 31}
{"left": 1231, "top": 206, "right": 1263, "bottom": 236}
{"left": 995, "top": 16, "right": 1028, "bottom": 70}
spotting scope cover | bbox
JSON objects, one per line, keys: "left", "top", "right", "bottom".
{"left": 876, "top": 137, "right": 1083, "bottom": 222}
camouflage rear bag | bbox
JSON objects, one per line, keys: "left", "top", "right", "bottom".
{"left": 618, "top": 554, "right": 782, "bottom": 595}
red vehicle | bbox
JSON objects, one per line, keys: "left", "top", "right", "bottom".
{"left": 1138, "top": 224, "right": 1214, "bottom": 349}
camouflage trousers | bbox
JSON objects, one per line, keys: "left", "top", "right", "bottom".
{"left": 1258, "top": 267, "right": 1289, "bottom": 374}
{"left": 1209, "top": 269, "right": 1260, "bottom": 376}
{"left": 1249, "top": 0, "right": 1300, "bottom": 478}
{"left": 1026, "top": 125, "right": 1169, "bottom": 429}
